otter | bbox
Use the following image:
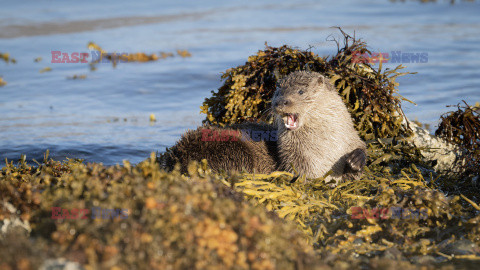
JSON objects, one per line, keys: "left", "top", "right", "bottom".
{"left": 162, "top": 71, "right": 366, "bottom": 183}
{"left": 272, "top": 71, "right": 366, "bottom": 183}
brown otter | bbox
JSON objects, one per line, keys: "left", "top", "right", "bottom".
{"left": 162, "top": 71, "right": 366, "bottom": 183}
{"left": 272, "top": 71, "right": 366, "bottom": 183}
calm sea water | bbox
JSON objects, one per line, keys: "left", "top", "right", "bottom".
{"left": 1, "top": 0, "right": 479, "bottom": 166}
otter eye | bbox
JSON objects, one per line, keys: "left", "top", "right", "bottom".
{"left": 298, "top": 90, "right": 304, "bottom": 95}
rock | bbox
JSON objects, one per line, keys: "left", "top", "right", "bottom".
{"left": 409, "top": 255, "right": 444, "bottom": 265}
{"left": 39, "top": 259, "right": 84, "bottom": 270}
{"left": 407, "top": 121, "right": 462, "bottom": 174}
{"left": 438, "top": 239, "right": 480, "bottom": 256}
{"left": 0, "top": 202, "right": 31, "bottom": 237}
{"left": 382, "top": 247, "right": 405, "bottom": 261}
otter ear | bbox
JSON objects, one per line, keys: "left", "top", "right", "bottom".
{"left": 316, "top": 74, "right": 326, "bottom": 88}
{"left": 316, "top": 74, "right": 335, "bottom": 92}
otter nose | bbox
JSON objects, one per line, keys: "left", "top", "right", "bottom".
{"left": 274, "top": 99, "right": 289, "bottom": 109}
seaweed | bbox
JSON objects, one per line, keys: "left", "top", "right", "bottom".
{"left": 201, "top": 28, "right": 415, "bottom": 141}
{"left": 435, "top": 101, "right": 480, "bottom": 177}
{"left": 2, "top": 153, "right": 479, "bottom": 269}
{"left": 0, "top": 52, "right": 16, "bottom": 64}
{"left": 1, "top": 155, "right": 320, "bottom": 269}
{"left": 39, "top": 67, "right": 52, "bottom": 73}
{"left": 0, "top": 52, "right": 16, "bottom": 86}
{"left": 67, "top": 74, "right": 87, "bottom": 80}
{"left": 87, "top": 42, "right": 189, "bottom": 70}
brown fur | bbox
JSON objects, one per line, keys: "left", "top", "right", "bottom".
{"left": 162, "top": 122, "right": 279, "bottom": 174}
{"left": 162, "top": 71, "right": 366, "bottom": 183}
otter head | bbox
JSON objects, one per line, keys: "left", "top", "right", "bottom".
{"left": 271, "top": 71, "right": 333, "bottom": 131}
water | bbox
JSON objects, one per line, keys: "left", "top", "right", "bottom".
{"left": 1, "top": 0, "right": 479, "bottom": 166}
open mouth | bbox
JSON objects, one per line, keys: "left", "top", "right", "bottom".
{"left": 282, "top": 113, "right": 299, "bottom": 130}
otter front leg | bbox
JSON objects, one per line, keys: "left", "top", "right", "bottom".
{"left": 346, "top": 148, "right": 366, "bottom": 172}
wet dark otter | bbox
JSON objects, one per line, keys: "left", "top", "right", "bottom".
{"left": 162, "top": 71, "right": 366, "bottom": 183}
{"left": 162, "top": 122, "right": 279, "bottom": 174}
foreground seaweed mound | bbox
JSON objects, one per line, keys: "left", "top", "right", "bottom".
{"left": 3, "top": 153, "right": 480, "bottom": 269}
{"left": 0, "top": 155, "right": 318, "bottom": 270}
{"left": 201, "top": 29, "right": 414, "bottom": 140}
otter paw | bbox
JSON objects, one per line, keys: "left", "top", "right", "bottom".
{"left": 346, "top": 148, "right": 366, "bottom": 172}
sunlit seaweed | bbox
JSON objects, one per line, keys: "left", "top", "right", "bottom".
{"left": 39, "top": 67, "right": 52, "bottom": 73}
{"left": 2, "top": 153, "right": 480, "bottom": 269}
{"left": 435, "top": 101, "right": 480, "bottom": 178}
{"left": 201, "top": 28, "right": 415, "bottom": 141}
{"left": 1, "top": 155, "right": 320, "bottom": 269}
{"left": 87, "top": 42, "right": 189, "bottom": 70}
{"left": 1, "top": 52, "right": 16, "bottom": 86}
{"left": 67, "top": 74, "right": 87, "bottom": 80}
{"left": 0, "top": 52, "right": 16, "bottom": 64}
{"left": 176, "top": 50, "right": 192, "bottom": 58}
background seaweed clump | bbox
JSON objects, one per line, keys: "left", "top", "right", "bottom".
{"left": 435, "top": 101, "right": 480, "bottom": 177}
{"left": 0, "top": 155, "right": 320, "bottom": 270}
{"left": 201, "top": 29, "right": 414, "bottom": 141}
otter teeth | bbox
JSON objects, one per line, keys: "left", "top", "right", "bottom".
{"left": 284, "top": 114, "right": 298, "bottom": 130}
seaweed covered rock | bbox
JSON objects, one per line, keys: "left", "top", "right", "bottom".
{"left": 0, "top": 155, "right": 319, "bottom": 270}
{"left": 201, "top": 29, "right": 414, "bottom": 141}
{"left": 409, "top": 121, "right": 461, "bottom": 174}
{"left": 435, "top": 101, "right": 480, "bottom": 178}
{"left": 231, "top": 166, "right": 480, "bottom": 267}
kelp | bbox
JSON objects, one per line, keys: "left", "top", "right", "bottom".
{"left": 87, "top": 42, "right": 190, "bottom": 70}
{"left": 2, "top": 154, "right": 478, "bottom": 269}
{"left": 67, "top": 74, "right": 87, "bottom": 80}
{"left": 435, "top": 101, "right": 480, "bottom": 177}
{"left": 221, "top": 131, "right": 480, "bottom": 266}
{"left": 231, "top": 165, "right": 480, "bottom": 263}
{"left": 0, "top": 52, "right": 16, "bottom": 64}
{"left": 39, "top": 67, "right": 52, "bottom": 73}
{"left": 0, "top": 155, "right": 320, "bottom": 270}
{"left": 201, "top": 28, "right": 414, "bottom": 141}
{"left": 0, "top": 52, "right": 15, "bottom": 86}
